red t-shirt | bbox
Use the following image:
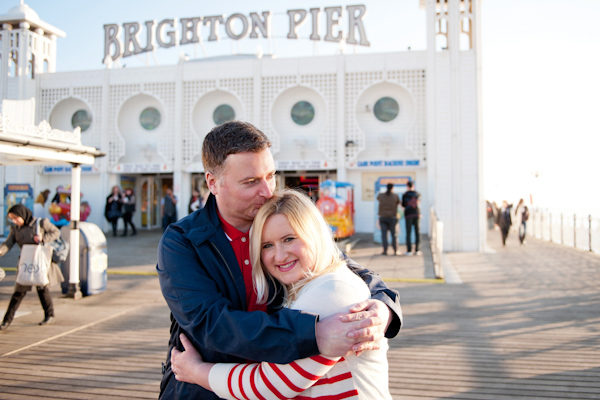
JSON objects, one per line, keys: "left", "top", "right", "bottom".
{"left": 218, "top": 212, "right": 267, "bottom": 313}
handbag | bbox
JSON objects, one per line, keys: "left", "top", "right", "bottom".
{"left": 48, "top": 236, "right": 70, "bottom": 263}
{"left": 16, "top": 244, "right": 52, "bottom": 286}
{"left": 36, "top": 218, "right": 70, "bottom": 263}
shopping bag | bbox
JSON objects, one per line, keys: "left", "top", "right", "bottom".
{"left": 16, "top": 244, "right": 52, "bottom": 286}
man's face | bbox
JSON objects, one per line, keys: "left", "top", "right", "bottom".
{"left": 207, "top": 149, "right": 276, "bottom": 232}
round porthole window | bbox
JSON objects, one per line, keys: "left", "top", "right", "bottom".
{"left": 140, "top": 107, "right": 161, "bottom": 130}
{"left": 291, "top": 101, "right": 315, "bottom": 126}
{"left": 213, "top": 104, "right": 235, "bottom": 125}
{"left": 374, "top": 97, "right": 399, "bottom": 122}
{"left": 71, "top": 110, "right": 92, "bottom": 132}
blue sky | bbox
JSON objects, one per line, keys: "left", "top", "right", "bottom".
{"left": 8, "top": 0, "right": 600, "bottom": 215}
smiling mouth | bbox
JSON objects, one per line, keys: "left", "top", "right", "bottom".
{"left": 277, "top": 260, "right": 297, "bottom": 272}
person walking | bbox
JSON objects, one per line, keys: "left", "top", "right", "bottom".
{"left": 518, "top": 204, "right": 529, "bottom": 245}
{"left": 401, "top": 181, "right": 422, "bottom": 256}
{"left": 496, "top": 200, "right": 512, "bottom": 247}
{"left": 0, "top": 205, "right": 64, "bottom": 330}
{"left": 377, "top": 183, "right": 401, "bottom": 256}
{"left": 104, "top": 186, "right": 122, "bottom": 237}
{"left": 486, "top": 200, "right": 496, "bottom": 230}
{"left": 121, "top": 188, "right": 137, "bottom": 236}
{"left": 161, "top": 188, "right": 178, "bottom": 231}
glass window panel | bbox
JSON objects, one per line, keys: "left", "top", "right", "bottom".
{"left": 140, "top": 107, "right": 161, "bottom": 130}
{"left": 374, "top": 97, "right": 400, "bottom": 122}
{"left": 291, "top": 101, "right": 315, "bottom": 126}
{"left": 71, "top": 109, "right": 92, "bottom": 132}
{"left": 213, "top": 104, "right": 235, "bottom": 125}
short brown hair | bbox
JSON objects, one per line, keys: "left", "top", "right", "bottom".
{"left": 202, "top": 121, "right": 271, "bottom": 177}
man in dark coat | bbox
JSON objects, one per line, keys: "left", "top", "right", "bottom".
{"left": 157, "top": 121, "right": 402, "bottom": 399}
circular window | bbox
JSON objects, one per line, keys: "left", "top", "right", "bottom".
{"left": 213, "top": 104, "right": 235, "bottom": 125}
{"left": 71, "top": 110, "right": 92, "bottom": 132}
{"left": 374, "top": 97, "right": 400, "bottom": 122}
{"left": 291, "top": 101, "right": 315, "bottom": 126}
{"left": 140, "top": 107, "right": 161, "bottom": 130}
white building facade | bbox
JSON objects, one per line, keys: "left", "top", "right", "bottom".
{"left": 0, "top": 0, "right": 483, "bottom": 252}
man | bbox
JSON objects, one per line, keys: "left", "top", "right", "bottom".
{"left": 496, "top": 200, "right": 512, "bottom": 247}
{"left": 377, "top": 183, "right": 401, "bottom": 256}
{"left": 157, "top": 121, "right": 402, "bottom": 399}
{"left": 401, "top": 180, "right": 421, "bottom": 256}
{"left": 161, "top": 188, "right": 178, "bottom": 231}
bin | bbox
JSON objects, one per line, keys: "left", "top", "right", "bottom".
{"left": 60, "top": 222, "right": 107, "bottom": 296}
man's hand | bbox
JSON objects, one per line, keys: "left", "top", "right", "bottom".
{"left": 170, "top": 333, "right": 213, "bottom": 389}
{"left": 316, "top": 299, "right": 391, "bottom": 357}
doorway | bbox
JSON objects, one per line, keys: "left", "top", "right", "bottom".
{"left": 140, "top": 176, "right": 160, "bottom": 229}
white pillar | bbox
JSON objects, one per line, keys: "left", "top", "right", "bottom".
{"left": 66, "top": 164, "right": 82, "bottom": 299}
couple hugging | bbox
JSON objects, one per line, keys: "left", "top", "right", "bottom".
{"left": 157, "top": 121, "right": 402, "bottom": 399}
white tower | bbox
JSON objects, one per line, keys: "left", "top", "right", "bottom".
{"left": 423, "top": 0, "right": 484, "bottom": 251}
{"left": 0, "top": 1, "right": 65, "bottom": 102}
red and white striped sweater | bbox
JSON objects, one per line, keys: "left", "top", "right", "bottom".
{"left": 208, "top": 266, "right": 392, "bottom": 400}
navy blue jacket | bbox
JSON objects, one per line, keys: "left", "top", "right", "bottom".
{"left": 157, "top": 194, "right": 402, "bottom": 399}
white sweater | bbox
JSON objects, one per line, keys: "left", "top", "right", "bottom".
{"left": 209, "top": 266, "right": 392, "bottom": 399}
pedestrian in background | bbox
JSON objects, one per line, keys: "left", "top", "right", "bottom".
{"left": 188, "top": 189, "right": 201, "bottom": 214}
{"left": 518, "top": 204, "right": 529, "bottom": 245}
{"left": 121, "top": 188, "right": 137, "bottom": 236}
{"left": 33, "top": 189, "right": 51, "bottom": 219}
{"left": 0, "top": 205, "right": 64, "bottom": 330}
{"left": 105, "top": 186, "right": 122, "bottom": 237}
{"left": 402, "top": 181, "right": 422, "bottom": 256}
{"left": 496, "top": 200, "right": 512, "bottom": 247}
{"left": 377, "top": 183, "right": 400, "bottom": 256}
{"left": 161, "top": 188, "right": 178, "bottom": 231}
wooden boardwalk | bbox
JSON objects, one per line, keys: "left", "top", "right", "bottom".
{"left": 1, "top": 229, "right": 599, "bottom": 399}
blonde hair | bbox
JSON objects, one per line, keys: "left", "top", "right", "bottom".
{"left": 250, "top": 189, "right": 345, "bottom": 306}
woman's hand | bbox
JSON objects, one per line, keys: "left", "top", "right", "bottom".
{"left": 33, "top": 235, "right": 41, "bottom": 244}
{"left": 170, "top": 333, "right": 213, "bottom": 389}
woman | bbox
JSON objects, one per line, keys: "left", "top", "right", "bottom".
{"left": 171, "top": 189, "right": 391, "bottom": 399}
{"left": 120, "top": 188, "right": 137, "bottom": 236}
{"left": 104, "top": 186, "right": 122, "bottom": 237}
{"left": 0, "top": 205, "right": 64, "bottom": 330}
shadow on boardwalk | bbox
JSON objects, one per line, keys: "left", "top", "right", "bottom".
{"left": 0, "top": 228, "right": 599, "bottom": 399}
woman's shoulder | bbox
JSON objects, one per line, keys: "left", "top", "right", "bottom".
{"left": 291, "top": 267, "right": 370, "bottom": 316}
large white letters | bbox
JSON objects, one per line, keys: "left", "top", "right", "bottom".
{"left": 103, "top": 5, "right": 369, "bottom": 62}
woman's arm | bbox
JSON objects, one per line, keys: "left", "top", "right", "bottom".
{"left": 0, "top": 227, "right": 16, "bottom": 255}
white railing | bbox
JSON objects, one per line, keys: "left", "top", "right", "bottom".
{"left": 529, "top": 208, "right": 600, "bottom": 254}
{"left": 429, "top": 207, "right": 444, "bottom": 279}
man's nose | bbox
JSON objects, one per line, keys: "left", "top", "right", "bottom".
{"left": 257, "top": 178, "right": 274, "bottom": 198}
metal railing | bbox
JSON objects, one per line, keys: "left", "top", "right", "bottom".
{"left": 429, "top": 207, "right": 444, "bottom": 279}
{"left": 529, "top": 208, "right": 600, "bottom": 254}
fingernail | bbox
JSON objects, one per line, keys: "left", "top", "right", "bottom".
{"left": 348, "top": 332, "right": 354, "bottom": 338}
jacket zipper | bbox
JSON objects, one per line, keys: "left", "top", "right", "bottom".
{"left": 209, "top": 241, "right": 235, "bottom": 282}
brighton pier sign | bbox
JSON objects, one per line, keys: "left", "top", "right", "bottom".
{"left": 104, "top": 5, "right": 369, "bottom": 61}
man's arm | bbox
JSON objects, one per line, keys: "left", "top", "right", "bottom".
{"left": 157, "top": 221, "right": 320, "bottom": 364}
{"left": 343, "top": 254, "right": 402, "bottom": 338}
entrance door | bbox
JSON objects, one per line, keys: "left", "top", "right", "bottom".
{"left": 140, "top": 176, "right": 160, "bottom": 229}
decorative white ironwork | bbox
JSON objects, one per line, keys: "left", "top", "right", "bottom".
{"left": 0, "top": 113, "right": 82, "bottom": 144}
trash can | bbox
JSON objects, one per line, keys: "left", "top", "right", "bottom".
{"left": 60, "top": 222, "right": 107, "bottom": 296}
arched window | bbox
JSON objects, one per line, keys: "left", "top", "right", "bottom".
{"left": 9, "top": 51, "right": 18, "bottom": 77}
{"left": 28, "top": 53, "right": 34, "bottom": 79}
{"left": 43, "top": 59, "right": 49, "bottom": 73}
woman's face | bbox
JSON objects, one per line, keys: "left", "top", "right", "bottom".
{"left": 7, "top": 213, "right": 24, "bottom": 227}
{"left": 260, "top": 213, "right": 314, "bottom": 286}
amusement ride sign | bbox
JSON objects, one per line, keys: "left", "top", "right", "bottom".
{"left": 104, "top": 5, "right": 370, "bottom": 62}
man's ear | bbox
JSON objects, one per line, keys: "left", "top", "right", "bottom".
{"left": 205, "top": 172, "right": 218, "bottom": 195}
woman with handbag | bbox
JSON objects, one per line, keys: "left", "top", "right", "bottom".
{"left": 104, "top": 186, "right": 123, "bottom": 237}
{"left": 0, "top": 204, "right": 64, "bottom": 330}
